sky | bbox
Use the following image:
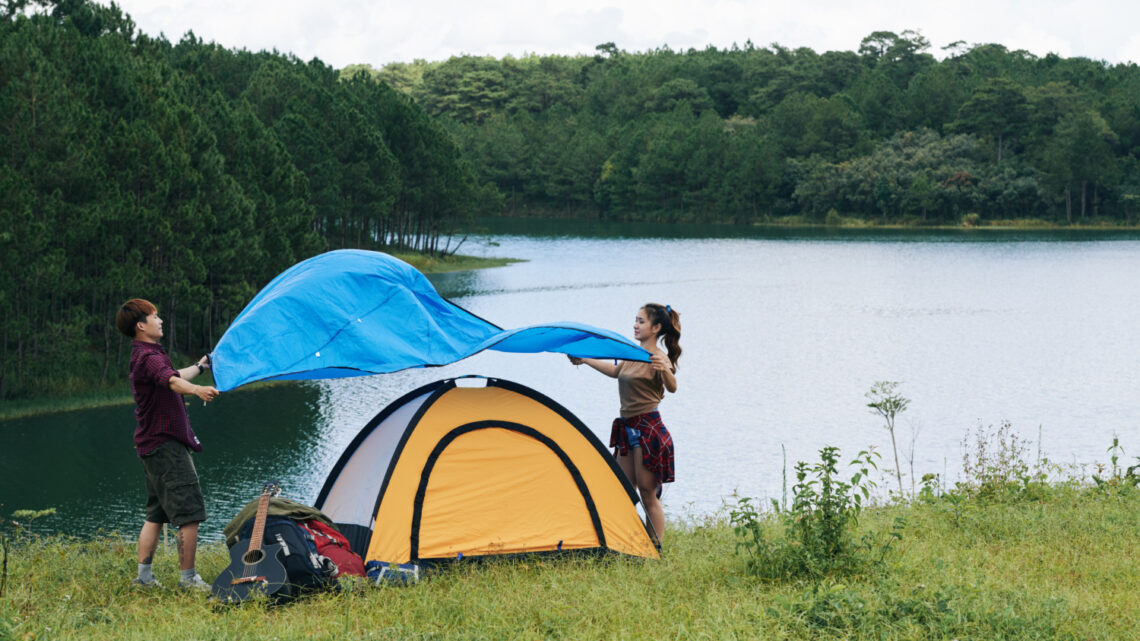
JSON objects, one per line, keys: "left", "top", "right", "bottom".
{"left": 107, "top": 0, "right": 1140, "bottom": 69}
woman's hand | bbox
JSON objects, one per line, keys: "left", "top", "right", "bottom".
{"left": 568, "top": 355, "right": 583, "bottom": 366}
{"left": 652, "top": 353, "right": 678, "bottom": 392}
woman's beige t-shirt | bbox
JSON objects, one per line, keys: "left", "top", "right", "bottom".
{"left": 616, "top": 359, "right": 668, "bottom": 418}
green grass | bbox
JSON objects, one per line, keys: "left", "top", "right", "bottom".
{"left": 0, "top": 384, "right": 133, "bottom": 420}
{"left": 0, "top": 378, "right": 305, "bottom": 421}
{"left": 3, "top": 486, "right": 1137, "bottom": 640}
{"left": 389, "top": 252, "right": 523, "bottom": 273}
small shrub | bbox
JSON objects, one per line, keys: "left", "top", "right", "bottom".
{"left": 769, "top": 581, "right": 869, "bottom": 631}
{"left": 2, "top": 507, "right": 56, "bottom": 600}
{"left": 940, "top": 487, "right": 973, "bottom": 527}
{"left": 731, "top": 446, "right": 902, "bottom": 580}
{"left": 917, "top": 473, "right": 940, "bottom": 503}
{"left": 959, "top": 420, "right": 1041, "bottom": 501}
{"left": 1091, "top": 435, "right": 1140, "bottom": 495}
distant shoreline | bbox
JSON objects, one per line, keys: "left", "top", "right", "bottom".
{"left": 388, "top": 252, "right": 522, "bottom": 273}
{"left": 465, "top": 214, "right": 1140, "bottom": 234}
{"left": 754, "top": 218, "right": 1140, "bottom": 231}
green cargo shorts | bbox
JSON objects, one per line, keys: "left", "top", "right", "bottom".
{"left": 140, "top": 440, "right": 206, "bottom": 528}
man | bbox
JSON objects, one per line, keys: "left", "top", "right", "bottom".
{"left": 115, "top": 298, "right": 219, "bottom": 590}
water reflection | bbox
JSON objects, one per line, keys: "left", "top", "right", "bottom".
{"left": 0, "top": 385, "right": 325, "bottom": 542}
{"left": 427, "top": 269, "right": 483, "bottom": 299}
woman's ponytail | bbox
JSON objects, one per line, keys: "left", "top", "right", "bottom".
{"left": 645, "top": 303, "right": 682, "bottom": 368}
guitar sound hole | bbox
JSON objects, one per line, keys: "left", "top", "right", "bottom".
{"left": 242, "top": 549, "right": 265, "bottom": 565}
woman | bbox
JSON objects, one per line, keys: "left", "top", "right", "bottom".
{"left": 570, "top": 303, "right": 680, "bottom": 546}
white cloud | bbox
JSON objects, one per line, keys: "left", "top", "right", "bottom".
{"left": 107, "top": 0, "right": 1140, "bottom": 68}
{"left": 1005, "top": 24, "right": 1075, "bottom": 58}
{"left": 1119, "top": 34, "right": 1140, "bottom": 64}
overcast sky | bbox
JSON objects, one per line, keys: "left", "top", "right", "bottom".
{"left": 107, "top": 0, "right": 1140, "bottom": 69}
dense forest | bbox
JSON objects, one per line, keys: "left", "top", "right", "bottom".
{"left": 4, "top": 0, "right": 1140, "bottom": 401}
{"left": 347, "top": 32, "right": 1140, "bottom": 225}
{"left": 0, "top": 0, "right": 497, "bottom": 400}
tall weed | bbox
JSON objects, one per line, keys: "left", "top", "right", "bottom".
{"left": 1091, "top": 435, "right": 1140, "bottom": 496}
{"left": 866, "top": 381, "right": 910, "bottom": 496}
{"left": 958, "top": 419, "right": 1049, "bottom": 502}
{"left": 731, "top": 446, "right": 903, "bottom": 580}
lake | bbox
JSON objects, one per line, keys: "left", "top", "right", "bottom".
{"left": 3, "top": 221, "right": 1139, "bottom": 540}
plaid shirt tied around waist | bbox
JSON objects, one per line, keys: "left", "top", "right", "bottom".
{"left": 610, "top": 410, "right": 675, "bottom": 486}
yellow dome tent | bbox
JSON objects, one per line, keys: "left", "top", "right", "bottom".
{"left": 314, "top": 377, "right": 660, "bottom": 564}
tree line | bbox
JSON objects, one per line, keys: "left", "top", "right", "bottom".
{"left": 348, "top": 31, "right": 1140, "bottom": 226}
{"left": 0, "top": 0, "right": 497, "bottom": 400}
{"left": 5, "top": 2, "right": 1139, "bottom": 402}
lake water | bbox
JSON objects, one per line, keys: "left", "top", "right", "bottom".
{"left": 3, "top": 222, "right": 1139, "bottom": 541}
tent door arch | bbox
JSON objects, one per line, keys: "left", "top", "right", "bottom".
{"left": 410, "top": 421, "right": 607, "bottom": 559}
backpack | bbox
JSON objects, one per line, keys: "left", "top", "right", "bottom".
{"left": 236, "top": 515, "right": 338, "bottom": 601}
{"left": 300, "top": 519, "right": 366, "bottom": 577}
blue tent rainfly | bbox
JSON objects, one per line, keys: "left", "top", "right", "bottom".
{"left": 210, "top": 249, "right": 650, "bottom": 392}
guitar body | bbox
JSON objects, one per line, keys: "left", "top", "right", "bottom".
{"left": 211, "top": 541, "right": 288, "bottom": 603}
{"left": 211, "top": 481, "right": 288, "bottom": 604}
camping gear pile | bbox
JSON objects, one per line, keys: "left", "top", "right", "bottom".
{"left": 219, "top": 493, "right": 366, "bottom": 602}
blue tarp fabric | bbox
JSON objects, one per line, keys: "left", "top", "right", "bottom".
{"left": 210, "top": 249, "right": 650, "bottom": 392}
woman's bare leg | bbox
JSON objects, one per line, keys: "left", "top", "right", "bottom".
{"left": 631, "top": 447, "right": 664, "bottom": 544}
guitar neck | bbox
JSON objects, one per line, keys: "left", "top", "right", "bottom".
{"left": 247, "top": 491, "right": 273, "bottom": 553}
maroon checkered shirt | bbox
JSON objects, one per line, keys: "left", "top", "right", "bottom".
{"left": 129, "top": 340, "right": 202, "bottom": 456}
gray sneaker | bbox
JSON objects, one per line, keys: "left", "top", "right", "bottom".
{"left": 130, "top": 578, "right": 162, "bottom": 589}
{"left": 178, "top": 574, "right": 210, "bottom": 591}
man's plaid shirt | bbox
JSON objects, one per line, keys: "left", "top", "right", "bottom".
{"left": 129, "top": 340, "right": 201, "bottom": 456}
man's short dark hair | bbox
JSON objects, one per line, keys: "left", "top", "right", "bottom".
{"left": 116, "top": 299, "right": 157, "bottom": 338}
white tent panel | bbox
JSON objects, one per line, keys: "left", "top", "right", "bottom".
{"left": 319, "top": 391, "right": 432, "bottom": 528}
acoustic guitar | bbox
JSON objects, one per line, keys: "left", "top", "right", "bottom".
{"left": 211, "top": 481, "right": 288, "bottom": 603}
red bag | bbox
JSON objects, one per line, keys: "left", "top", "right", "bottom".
{"left": 300, "top": 519, "right": 366, "bottom": 577}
